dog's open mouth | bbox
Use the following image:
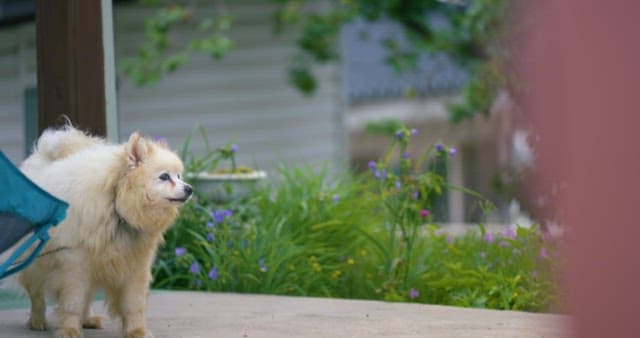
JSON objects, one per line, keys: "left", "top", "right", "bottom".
{"left": 167, "top": 197, "right": 189, "bottom": 203}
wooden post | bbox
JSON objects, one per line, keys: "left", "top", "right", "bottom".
{"left": 35, "top": 0, "right": 110, "bottom": 137}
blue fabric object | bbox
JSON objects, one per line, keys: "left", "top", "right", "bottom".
{"left": 0, "top": 151, "right": 68, "bottom": 279}
{"left": 0, "top": 213, "right": 35, "bottom": 253}
{"left": 0, "top": 152, "right": 67, "bottom": 226}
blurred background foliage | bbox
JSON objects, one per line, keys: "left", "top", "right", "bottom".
{"left": 124, "top": 0, "right": 523, "bottom": 123}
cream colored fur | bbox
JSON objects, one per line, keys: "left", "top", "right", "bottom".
{"left": 17, "top": 126, "right": 191, "bottom": 338}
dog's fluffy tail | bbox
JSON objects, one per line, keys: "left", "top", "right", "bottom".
{"left": 33, "top": 125, "right": 103, "bottom": 162}
{"left": 20, "top": 125, "right": 104, "bottom": 174}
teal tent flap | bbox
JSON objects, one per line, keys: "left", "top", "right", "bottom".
{"left": 0, "top": 151, "right": 68, "bottom": 278}
{"left": 0, "top": 152, "right": 68, "bottom": 226}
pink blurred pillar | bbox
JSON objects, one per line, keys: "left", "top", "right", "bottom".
{"left": 527, "top": 2, "right": 640, "bottom": 337}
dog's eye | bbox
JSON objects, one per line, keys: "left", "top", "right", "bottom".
{"left": 159, "top": 173, "right": 171, "bottom": 181}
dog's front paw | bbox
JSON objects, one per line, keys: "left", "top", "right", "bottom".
{"left": 55, "top": 326, "right": 83, "bottom": 338}
{"left": 26, "top": 316, "right": 47, "bottom": 331}
{"left": 126, "top": 327, "right": 153, "bottom": 338}
{"left": 82, "top": 315, "right": 103, "bottom": 329}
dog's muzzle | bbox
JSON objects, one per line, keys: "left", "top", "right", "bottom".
{"left": 168, "top": 185, "right": 192, "bottom": 203}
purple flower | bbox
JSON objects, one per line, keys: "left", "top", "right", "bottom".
{"left": 259, "top": 258, "right": 268, "bottom": 273}
{"left": 332, "top": 194, "right": 340, "bottom": 203}
{"left": 208, "top": 267, "right": 218, "bottom": 280}
{"left": 206, "top": 221, "right": 215, "bottom": 228}
{"left": 231, "top": 144, "right": 238, "bottom": 153}
{"left": 368, "top": 160, "right": 376, "bottom": 171}
{"left": 420, "top": 209, "right": 430, "bottom": 218}
{"left": 210, "top": 211, "right": 224, "bottom": 223}
{"left": 503, "top": 227, "right": 517, "bottom": 240}
{"left": 412, "top": 191, "right": 419, "bottom": 200}
{"left": 374, "top": 169, "right": 387, "bottom": 180}
{"left": 395, "top": 130, "right": 404, "bottom": 140}
{"left": 175, "top": 247, "right": 186, "bottom": 257}
{"left": 539, "top": 247, "right": 549, "bottom": 258}
{"left": 189, "top": 262, "right": 200, "bottom": 274}
{"left": 436, "top": 143, "right": 444, "bottom": 152}
{"left": 153, "top": 135, "right": 167, "bottom": 142}
{"left": 447, "top": 235, "right": 455, "bottom": 244}
{"left": 403, "top": 151, "right": 411, "bottom": 159}
{"left": 206, "top": 232, "right": 215, "bottom": 241}
{"left": 411, "top": 129, "right": 418, "bottom": 136}
{"left": 395, "top": 180, "right": 402, "bottom": 191}
{"left": 409, "top": 288, "right": 419, "bottom": 300}
{"left": 211, "top": 209, "right": 232, "bottom": 224}
{"left": 499, "top": 241, "right": 510, "bottom": 247}
{"left": 479, "top": 251, "right": 487, "bottom": 259}
{"left": 485, "top": 232, "right": 494, "bottom": 243}
{"left": 449, "top": 147, "right": 457, "bottom": 157}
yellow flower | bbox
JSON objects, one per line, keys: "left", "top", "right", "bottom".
{"left": 312, "top": 262, "right": 322, "bottom": 272}
{"left": 347, "top": 258, "right": 355, "bottom": 265}
{"left": 360, "top": 249, "right": 367, "bottom": 257}
{"left": 332, "top": 270, "right": 342, "bottom": 279}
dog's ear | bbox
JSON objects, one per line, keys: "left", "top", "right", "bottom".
{"left": 125, "top": 132, "right": 148, "bottom": 168}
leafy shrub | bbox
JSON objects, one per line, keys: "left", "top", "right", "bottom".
{"left": 152, "top": 126, "right": 563, "bottom": 312}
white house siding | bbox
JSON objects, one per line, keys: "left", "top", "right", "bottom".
{"left": 114, "top": 0, "right": 346, "bottom": 174}
{"left": 0, "top": 0, "right": 347, "bottom": 176}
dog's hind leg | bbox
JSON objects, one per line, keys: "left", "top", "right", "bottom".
{"left": 55, "top": 280, "right": 90, "bottom": 338}
{"left": 81, "top": 287, "right": 103, "bottom": 329}
{"left": 25, "top": 287, "right": 47, "bottom": 331}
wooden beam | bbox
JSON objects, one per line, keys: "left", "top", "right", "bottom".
{"left": 35, "top": 0, "right": 107, "bottom": 136}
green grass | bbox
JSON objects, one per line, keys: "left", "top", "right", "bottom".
{"left": 155, "top": 164, "right": 378, "bottom": 297}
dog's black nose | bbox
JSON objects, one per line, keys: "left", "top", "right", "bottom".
{"left": 184, "top": 185, "right": 193, "bottom": 196}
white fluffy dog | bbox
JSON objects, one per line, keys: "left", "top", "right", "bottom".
{"left": 17, "top": 126, "right": 192, "bottom": 338}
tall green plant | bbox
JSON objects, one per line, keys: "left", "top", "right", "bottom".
{"left": 180, "top": 125, "right": 240, "bottom": 174}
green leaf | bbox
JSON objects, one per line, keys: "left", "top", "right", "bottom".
{"left": 161, "top": 53, "right": 188, "bottom": 73}
{"left": 198, "top": 18, "right": 214, "bottom": 31}
{"left": 288, "top": 66, "right": 316, "bottom": 95}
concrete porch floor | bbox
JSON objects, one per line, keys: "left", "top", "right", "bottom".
{"left": 0, "top": 291, "right": 570, "bottom": 338}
